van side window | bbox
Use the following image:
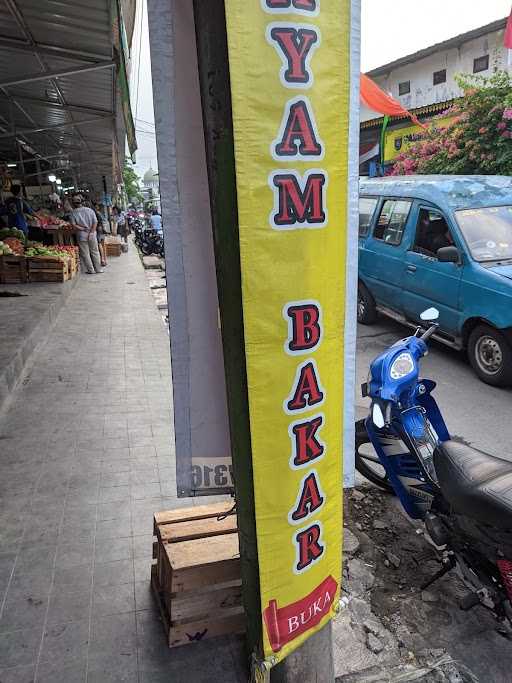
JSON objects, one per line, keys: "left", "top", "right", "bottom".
{"left": 373, "top": 199, "right": 412, "bottom": 245}
{"left": 413, "top": 208, "right": 453, "bottom": 257}
{"left": 359, "top": 197, "right": 379, "bottom": 237}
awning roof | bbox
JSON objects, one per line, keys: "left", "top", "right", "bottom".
{"left": 0, "top": 0, "right": 136, "bottom": 195}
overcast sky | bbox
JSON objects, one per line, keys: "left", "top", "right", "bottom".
{"left": 131, "top": 0, "right": 511, "bottom": 177}
{"left": 361, "top": 0, "right": 511, "bottom": 71}
{"left": 130, "top": 0, "right": 157, "bottom": 177}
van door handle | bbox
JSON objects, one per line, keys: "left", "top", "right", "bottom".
{"left": 406, "top": 265, "right": 417, "bottom": 273}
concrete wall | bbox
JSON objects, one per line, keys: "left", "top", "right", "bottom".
{"left": 362, "top": 26, "right": 510, "bottom": 122}
{"left": 147, "top": 0, "right": 232, "bottom": 497}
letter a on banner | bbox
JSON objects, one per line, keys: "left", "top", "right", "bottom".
{"left": 224, "top": 0, "right": 358, "bottom": 668}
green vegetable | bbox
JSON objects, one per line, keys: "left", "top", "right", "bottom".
{"left": 0, "top": 241, "right": 14, "bottom": 256}
{"left": 0, "top": 228, "right": 26, "bottom": 244}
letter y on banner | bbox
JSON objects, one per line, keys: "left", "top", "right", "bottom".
{"left": 224, "top": 0, "right": 359, "bottom": 666}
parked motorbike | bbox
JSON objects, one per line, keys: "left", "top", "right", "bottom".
{"left": 356, "top": 307, "right": 512, "bottom": 632}
{"left": 139, "top": 227, "right": 164, "bottom": 258}
{"left": 133, "top": 221, "right": 145, "bottom": 247}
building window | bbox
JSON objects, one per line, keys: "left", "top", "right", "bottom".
{"left": 473, "top": 55, "right": 489, "bottom": 73}
{"left": 433, "top": 69, "right": 446, "bottom": 85}
{"left": 398, "top": 81, "right": 410, "bottom": 96}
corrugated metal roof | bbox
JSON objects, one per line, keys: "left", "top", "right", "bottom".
{"left": 0, "top": 0, "right": 136, "bottom": 195}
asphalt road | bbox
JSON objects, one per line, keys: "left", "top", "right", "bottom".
{"left": 355, "top": 316, "right": 512, "bottom": 460}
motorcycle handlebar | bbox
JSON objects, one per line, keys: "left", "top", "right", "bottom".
{"left": 421, "top": 323, "right": 438, "bottom": 342}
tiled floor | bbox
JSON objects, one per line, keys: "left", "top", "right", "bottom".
{"left": 0, "top": 247, "right": 245, "bottom": 682}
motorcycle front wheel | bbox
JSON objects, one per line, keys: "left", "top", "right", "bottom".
{"left": 355, "top": 419, "right": 394, "bottom": 494}
{"left": 140, "top": 242, "right": 154, "bottom": 256}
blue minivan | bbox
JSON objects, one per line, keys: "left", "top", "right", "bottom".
{"left": 358, "top": 175, "right": 512, "bottom": 387}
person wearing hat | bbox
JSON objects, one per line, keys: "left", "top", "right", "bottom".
{"left": 69, "top": 194, "right": 103, "bottom": 274}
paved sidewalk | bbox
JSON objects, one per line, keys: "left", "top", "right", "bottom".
{"left": 0, "top": 277, "right": 79, "bottom": 414}
{"left": 0, "top": 247, "right": 245, "bottom": 682}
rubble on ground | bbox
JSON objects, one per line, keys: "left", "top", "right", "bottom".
{"left": 333, "top": 485, "right": 511, "bottom": 682}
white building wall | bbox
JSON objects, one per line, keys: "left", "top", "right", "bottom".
{"left": 362, "top": 26, "right": 510, "bottom": 122}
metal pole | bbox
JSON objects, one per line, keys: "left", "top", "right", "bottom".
{"left": 193, "top": 3, "right": 336, "bottom": 682}
{"left": 191, "top": 0, "right": 262, "bottom": 663}
{"left": 16, "top": 141, "right": 27, "bottom": 198}
{"left": 35, "top": 157, "right": 44, "bottom": 204}
{"left": 271, "top": 623, "right": 334, "bottom": 682}
{"left": 9, "top": 99, "right": 27, "bottom": 197}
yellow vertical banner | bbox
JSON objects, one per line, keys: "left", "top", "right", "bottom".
{"left": 225, "top": 0, "right": 350, "bottom": 665}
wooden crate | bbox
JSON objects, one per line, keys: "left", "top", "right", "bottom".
{"left": 27, "top": 256, "right": 70, "bottom": 282}
{"left": 69, "top": 257, "right": 79, "bottom": 278}
{"left": 105, "top": 236, "right": 122, "bottom": 257}
{"left": 106, "top": 242, "right": 122, "bottom": 257}
{"left": 0, "top": 255, "right": 27, "bottom": 284}
{"left": 152, "top": 502, "right": 244, "bottom": 648}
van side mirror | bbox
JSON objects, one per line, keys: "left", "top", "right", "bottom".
{"left": 437, "top": 246, "right": 460, "bottom": 264}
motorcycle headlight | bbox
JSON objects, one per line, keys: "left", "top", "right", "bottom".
{"left": 389, "top": 352, "right": 414, "bottom": 380}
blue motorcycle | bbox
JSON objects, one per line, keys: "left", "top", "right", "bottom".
{"left": 356, "top": 308, "right": 512, "bottom": 628}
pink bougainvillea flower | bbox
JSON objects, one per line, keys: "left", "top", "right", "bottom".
{"left": 497, "top": 121, "right": 507, "bottom": 131}
{"left": 503, "top": 108, "right": 512, "bottom": 120}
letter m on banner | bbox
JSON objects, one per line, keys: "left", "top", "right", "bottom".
{"left": 270, "top": 170, "right": 327, "bottom": 230}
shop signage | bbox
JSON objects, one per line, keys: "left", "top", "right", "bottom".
{"left": 384, "top": 113, "right": 457, "bottom": 162}
{"left": 225, "top": 0, "right": 355, "bottom": 664}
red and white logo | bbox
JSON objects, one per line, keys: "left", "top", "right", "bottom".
{"left": 263, "top": 575, "right": 338, "bottom": 652}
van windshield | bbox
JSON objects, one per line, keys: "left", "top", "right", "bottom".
{"left": 455, "top": 206, "right": 512, "bottom": 262}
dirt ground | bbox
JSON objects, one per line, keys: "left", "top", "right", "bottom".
{"left": 340, "top": 485, "right": 512, "bottom": 683}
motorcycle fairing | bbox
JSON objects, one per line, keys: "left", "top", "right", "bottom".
{"left": 365, "top": 385, "right": 449, "bottom": 519}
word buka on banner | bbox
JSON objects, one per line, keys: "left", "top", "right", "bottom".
{"left": 225, "top": 0, "right": 352, "bottom": 665}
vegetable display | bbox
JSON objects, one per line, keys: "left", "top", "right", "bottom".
{"left": 36, "top": 213, "right": 74, "bottom": 231}
{"left": 25, "top": 246, "right": 73, "bottom": 262}
{"left": 0, "top": 240, "right": 13, "bottom": 256}
{"left": 0, "top": 227, "right": 26, "bottom": 244}
{"left": 3, "top": 237, "right": 24, "bottom": 255}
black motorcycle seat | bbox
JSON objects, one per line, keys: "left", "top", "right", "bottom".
{"left": 434, "top": 440, "right": 512, "bottom": 529}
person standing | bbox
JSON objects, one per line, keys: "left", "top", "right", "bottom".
{"left": 4, "top": 185, "right": 34, "bottom": 237}
{"left": 94, "top": 202, "right": 108, "bottom": 267}
{"left": 149, "top": 209, "right": 163, "bottom": 234}
{"left": 114, "top": 206, "right": 129, "bottom": 246}
{"left": 69, "top": 194, "right": 103, "bottom": 274}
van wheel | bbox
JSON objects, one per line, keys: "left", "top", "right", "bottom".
{"left": 468, "top": 325, "right": 512, "bottom": 387}
{"left": 357, "top": 283, "right": 377, "bottom": 325}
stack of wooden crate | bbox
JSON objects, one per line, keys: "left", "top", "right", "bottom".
{"left": 27, "top": 256, "right": 70, "bottom": 282}
{"left": 152, "top": 501, "right": 245, "bottom": 648}
{"left": 68, "top": 248, "right": 80, "bottom": 277}
{"left": 0, "top": 255, "right": 28, "bottom": 284}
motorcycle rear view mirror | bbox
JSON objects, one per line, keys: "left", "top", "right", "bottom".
{"left": 372, "top": 403, "right": 385, "bottom": 429}
{"left": 420, "top": 307, "right": 439, "bottom": 322}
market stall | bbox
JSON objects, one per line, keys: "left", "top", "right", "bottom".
{"left": 0, "top": 227, "right": 79, "bottom": 284}
{"left": 30, "top": 211, "right": 77, "bottom": 246}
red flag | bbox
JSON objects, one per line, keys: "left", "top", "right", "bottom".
{"left": 360, "top": 74, "right": 427, "bottom": 129}
{"left": 505, "top": 9, "right": 512, "bottom": 49}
